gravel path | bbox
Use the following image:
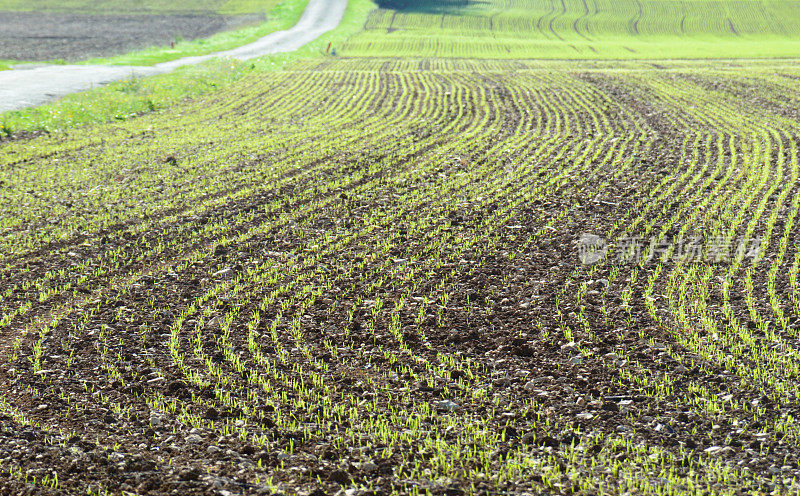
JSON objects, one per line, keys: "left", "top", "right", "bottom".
{"left": 0, "top": 0, "right": 347, "bottom": 113}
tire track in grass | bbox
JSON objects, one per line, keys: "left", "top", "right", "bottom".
{"left": 573, "top": 0, "right": 592, "bottom": 41}
{"left": 728, "top": 18, "right": 740, "bottom": 36}
{"left": 631, "top": 0, "right": 643, "bottom": 35}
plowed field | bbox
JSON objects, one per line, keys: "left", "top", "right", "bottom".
{"left": 2, "top": 58, "right": 800, "bottom": 495}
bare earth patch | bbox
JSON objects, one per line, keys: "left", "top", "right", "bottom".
{"left": 0, "top": 11, "right": 264, "bottom": 61}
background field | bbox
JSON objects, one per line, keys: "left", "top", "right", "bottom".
{"left": 0, "top": 0, "right": 309, "bottom": 63}
{"left": 341, "top": 0, "right": 800, "bottom": 58}
{"left": 4, "top": 0, "right": 800, "bottom": 63}
{"left": 0, "top": 0, "right": 281, "bottom": 15}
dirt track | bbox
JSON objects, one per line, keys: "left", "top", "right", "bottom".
{"left": 0, "top": 11, "right": 264, "bottom": 61}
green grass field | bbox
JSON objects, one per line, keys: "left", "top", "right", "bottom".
{"left": 341, "top": 0, "right": 800, "bottom": 58}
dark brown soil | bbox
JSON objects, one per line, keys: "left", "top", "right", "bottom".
{"left": 0, "top": 11, "right": 264, "bottom": 61}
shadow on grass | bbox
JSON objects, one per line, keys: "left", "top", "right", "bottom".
{"left": 375, "top": 0, "right": 486, "bottom": 14}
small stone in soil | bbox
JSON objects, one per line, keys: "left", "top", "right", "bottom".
{"left": 213, "top": 268, "right": 232, "bottom": 278}
{"left": 185, "top": 434, "right": 203, "bottom": 444}
{"left": 435, "top": 400, "right": 459, "bottom": 411}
